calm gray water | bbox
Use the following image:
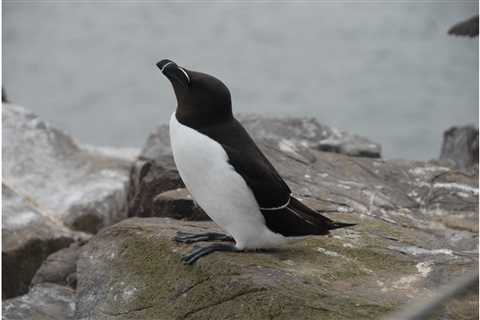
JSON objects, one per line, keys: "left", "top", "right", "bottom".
{"left": 3, "top": 1, "right": 478, "bottom": 160}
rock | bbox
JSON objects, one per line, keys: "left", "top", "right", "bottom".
{"left": 31, "top": 242, "right": 84, "bottom": 289}
{"left": 237, "top": 114, "right": 382, "bottom": 158}
{"left": 78, "top": 143, "right": 477, "bottom": 319}
{"left": 127, "top": 155, "right": 184, "bottom": 218}
{"left": 448, "top": 15, "right": 479, "bottom": 37}
{"left": 75, "top": 213, "right": 477, "bottom": 320}
{"left": 3, "top": 283, "right": 76, "bottom": 320}
{"left": 127, "top": 114, "right": 382, "bottom": 219}
{"left": 439, "top": 125, "right": 478, "bottom": 170}
{"left": 152, "top": 188, "right": 208, "bottom": 220}
{"left": 2, "top": 103, "right": 135, "bottom": 233}
{"left": 2, "top": 184, "right": 88, "bottom": 299}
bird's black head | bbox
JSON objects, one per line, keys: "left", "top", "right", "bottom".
{"left": 157, "top": 59, "right": 232, "bottom": 128}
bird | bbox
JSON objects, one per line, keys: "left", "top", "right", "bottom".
{"left": 448, "top": 15, "right": 478, "bottom": 37}
{"left": 156, "top": 59, "right": 355, "bottom": 264}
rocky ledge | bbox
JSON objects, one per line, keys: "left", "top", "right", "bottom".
{"left": 2, "top": 103, "right": 478, "bottom": 320}
{"left": 74, "top": 217, "right": 477, "bottom": 320}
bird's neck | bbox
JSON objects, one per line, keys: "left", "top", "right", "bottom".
{"left": 175, "top": 104, "right": 233, "bottom": 130}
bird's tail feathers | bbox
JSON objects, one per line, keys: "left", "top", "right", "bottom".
{"left": 289, "top": 197, "right": 356, "bottom": 231}
{"left": 327, "top": 221, "right": 357, "bottom": 230}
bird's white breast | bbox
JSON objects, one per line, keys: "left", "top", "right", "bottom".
{"left": 169, "top": 112, "right": 285, "bottom": 249}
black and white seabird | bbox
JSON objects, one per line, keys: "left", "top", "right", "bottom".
{"left": 156, "top": 59, "right": 354, "bottom": 264}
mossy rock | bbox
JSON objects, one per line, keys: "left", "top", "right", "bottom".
{"left": 75, "top": 217, "right": 476, "bottom": 320}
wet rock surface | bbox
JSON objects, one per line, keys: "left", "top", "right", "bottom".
{"left": 3, "top": 283, "right": 76, "bottom": 320}
{"left": 439, "top": 125, "right": 479, "bottom": 170}
{"left": 3, "top": 103, "right": 134, "bottom": 234}
{"left": 2, "top": 183, "right": 88, "bottom": 299}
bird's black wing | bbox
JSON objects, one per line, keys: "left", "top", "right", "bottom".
{"left": 195, "top": 118, "right": 291, "bottom": 209}
{"left": 195, "top": 117, "right": 356, "bottom": 236}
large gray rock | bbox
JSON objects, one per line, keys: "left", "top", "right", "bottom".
{"left": 439, "top": 125, "right": 478, "bottom": 170}
{"left": 237, "top": 114, "right": 382, "bottom": 158}
{"left": 77, "top": 142, "right": 477, "bottom": 319}
{"left": 127, "top": 114, "right": 382, "bottom": 219}
{"left": 3, "top": 103, "right": 135, "bottom": 233}
{"left": 75, "top": 213, "right": 477, "bottom": 320}
{"left": 2, "top": 184, "right": 88, "bottom": 299}
{"left": 3, "top": 283, "right": 76, "bottom": 320}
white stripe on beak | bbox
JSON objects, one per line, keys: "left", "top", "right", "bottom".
{"left": 160, "top": 61, "right": 175, "bottom": 73}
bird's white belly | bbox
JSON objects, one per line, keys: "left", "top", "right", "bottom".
{"left": 169, "top": 113, "right": 285, "bottom": 249}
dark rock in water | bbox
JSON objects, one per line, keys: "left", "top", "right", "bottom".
{"left": 75, "top": 213, "right": 477, "bottom": 320}
{"left": 2, "top": 104, "right": 135, "bottom": 234}
{"left": 127, "top": 114, "right": 381, "bottom": 220}
{"left": 31, "top": 242, "right": 84, "bottom": 289}
{"left": 3, "top": 283, "right": 75, "bottom": 320}
{"left": 2, "top": 184, "right": 89, "bottom": 299}
{"left": 440, "top": 125, "right": 478, "bottom": 170}
{"left": 152, "top": 188, "right": 209, "bottom": 220}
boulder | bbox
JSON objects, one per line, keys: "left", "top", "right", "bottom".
{"left": 2, "top": 184, "right": 88, "bottom": 299}
{"left": 151, "top": 188, "right": 208, "bottom": 220}
{"left": 3, "top": 283, "right": 76, "bottom": 320}
{"left": 2, "top": 103, "right": 135, "bottom": 233}
{"left": 31, "top": 242, "right": 84, "bottom": 289}
{"left": 237, "top": 114, "right": 382, "bottom": 158}
{"left": 127, "top": 114, "right": 382, "bottom": 219}
{"left": 75, "top": 213, "right": 477, "bottom": 320}
{"left": 77, "top": 143, "right": 477, "bottom": 319}
{"left": 439, "top": 125, "right": 478, "bottom": 170}
{"left": 127, "top": 155, "right": 184, "bottom": 218}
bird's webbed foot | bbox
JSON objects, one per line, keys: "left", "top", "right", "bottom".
{"left": 182, "top": 243, "right": 241, "bottom": 265}
{"left": 174, "top": 231, "right": 234, "bottom": 244}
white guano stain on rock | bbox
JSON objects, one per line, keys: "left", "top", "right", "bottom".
{"left": 388, "top": 261, "right": 433, "bottom": 296}
{"left": 456, "top": 192, "right": 471, "bottom": 198}
{"left": 389, "top": 245, "right": 454, "bottom": 256}
{"left": 316, "top": 248, "right": 341, "bottom": 257}
{"left": 278, "top": 139, "right": 298, "bottom": 154}
{"left": 409, "top": 166, "right": 451, "bottom": 175}
{"left": 432, "top": 183, "right": 478, "bottom": 195}
{"left": 416, "top": 261, "right": 433, "bottom": 278}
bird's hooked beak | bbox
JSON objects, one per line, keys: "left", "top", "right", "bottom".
{"left": 156, "top": 59, "right": 190, "bottom": 89}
